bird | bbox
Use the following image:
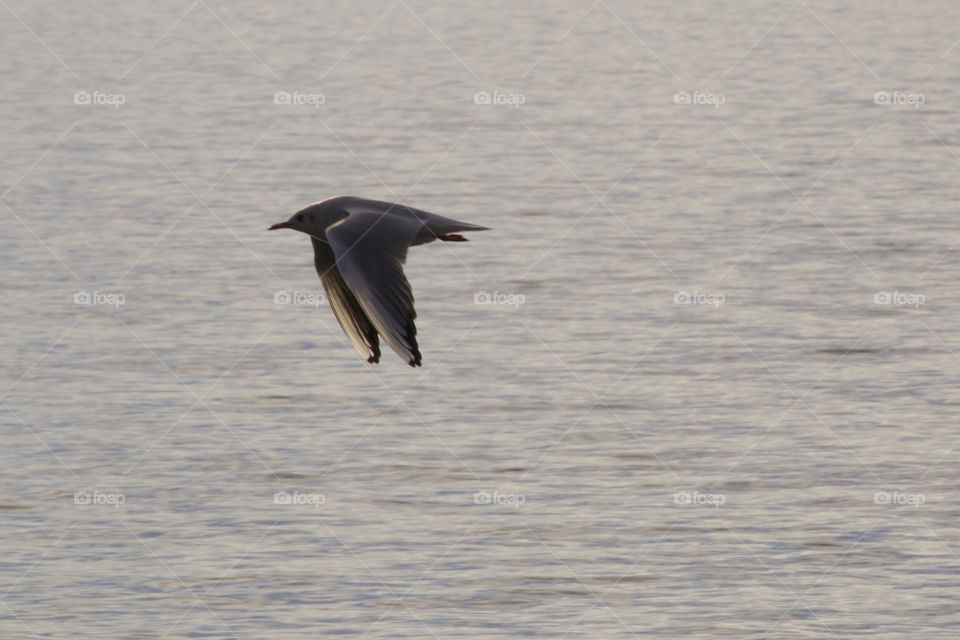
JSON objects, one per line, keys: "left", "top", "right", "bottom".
{"left": 269, "top": 196, "right": 488, "bottom": 367}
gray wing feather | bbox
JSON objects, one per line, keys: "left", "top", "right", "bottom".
{"left": 324, "top": 212, "right": 423, "bottom": 367}
{"left": 311, "top": 237, "right": 381, "bottom": 364}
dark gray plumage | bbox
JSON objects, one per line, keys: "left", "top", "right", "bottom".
{"left": 270, "top": 196, "right": 488, "bottom": 367}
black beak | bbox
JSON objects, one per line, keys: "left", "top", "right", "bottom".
{"left": 269, "top": 221, "right": 293, "bottom": 231}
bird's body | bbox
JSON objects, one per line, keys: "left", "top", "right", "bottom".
{"left": 270, "top": 196, "right": 488, "bottom": 367}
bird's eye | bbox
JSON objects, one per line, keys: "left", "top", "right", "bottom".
{"left": 296, "top": 214, "right": 303, "bottom": 222}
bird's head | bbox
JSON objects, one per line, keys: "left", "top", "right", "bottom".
{"left": 269, "top": 200, "right": 348, "bottom": 236}
{"left": 269, "top": 205, "right": 316, "bottom": 234}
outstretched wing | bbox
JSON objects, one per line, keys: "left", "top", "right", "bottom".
{"left": 325, "top": 211, "right": 423, "bottom": 367}
{"left": 311, "top": 237, "right": 381, "bottom": 364}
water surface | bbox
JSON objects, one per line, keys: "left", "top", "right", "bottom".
{"left": 2, "top": 1, "right": 960, "bottom": 637}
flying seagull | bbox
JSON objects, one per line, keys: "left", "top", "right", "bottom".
{"left": 269, "top": 196, "right": 488, "bottom": 367}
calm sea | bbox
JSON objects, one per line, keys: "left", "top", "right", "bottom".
{"left": 2, "top": 0, "right": 960, "bottom": 637}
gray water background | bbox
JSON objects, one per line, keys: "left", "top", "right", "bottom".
{"left": 2, "top": 0, "right": 960, "bottom": 637}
